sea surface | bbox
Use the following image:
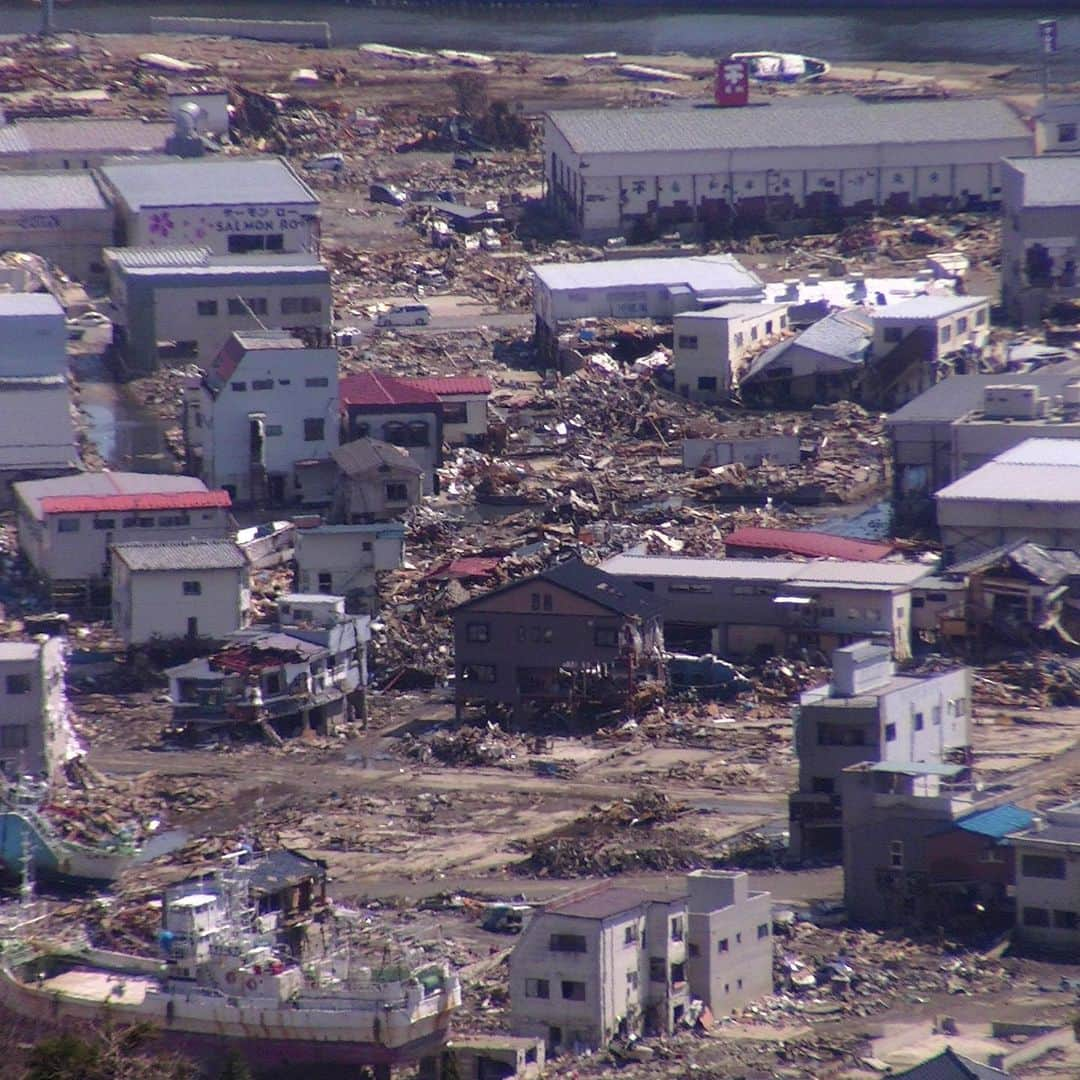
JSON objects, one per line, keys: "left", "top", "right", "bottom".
{"left": 2, "top": 3, "right": 1079, "bottom": 81}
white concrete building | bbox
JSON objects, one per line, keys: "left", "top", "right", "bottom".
{"left": 0, "top": 292, "right": 66, "bottom": 377}
{"left": 509, "top": 871, "right": 771, "bottom": 1052}
{"left": 1033, "top": 98, "right": 1080, "bottom": 155}
{"left": 936, "top": 438, "right": 1080, "bottom": 563}
{"left": 167, "top": 79, "right": 231, "bottom": 137}
{"left": 544, "top": 99, "right": 1032, "bottom": 239}
{"left": 672, "top": 301, "right": 789, "bottom": 401}
{"left": 111, "top": 539, "right": 250, "bottom": 646}
{"left": 184, "top": 331, "right": 340, "bottom": 506}
{"left": 1008, "top": 801, "right": 1080, "bottom": 954}
{"left": 293, "top": 522, "right": 405, "bottom": 610}
{"left": 0, "top": 118, "right": 173, "bottom": 170}
{"left": 870, "top": 295, "right": 991, "bottom": 367}
{"left": 0, "top": 638, "right": 75, "bottom": 782}
{"left": 13, "top": 472, "right": 232, "bottom": 589}
{"left": 0, "top": 172, "right": 113, "bottom": 282}
{"left": 531, "top": 254, "right": 763, "bottom": 352}
{"left": 97, "top": 157, "right": 320, "bottom": 256}
{"left": 105, "top": 246, "right": 332, "bottom": 372}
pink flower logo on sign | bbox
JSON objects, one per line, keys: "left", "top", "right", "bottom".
{"left": 149, "top": 211, "right": 174, "bottom": 238}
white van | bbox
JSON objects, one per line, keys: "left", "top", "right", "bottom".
{"left": 376, "top": 304, "right": 431, "bottom": 327}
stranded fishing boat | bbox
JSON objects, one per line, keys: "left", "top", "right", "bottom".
{"left": 731, "top": 52, "right": 831, "bottom": 83}
{"left": 0, "top": 863, "right": 460, "bottom": 1073}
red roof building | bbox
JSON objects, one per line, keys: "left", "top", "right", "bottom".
{"left": 724, "top": 527, "right": 895, "bottom": 563}
{"left": 40, "top": 490, "right": 231, "bottom": 515}
{"left": 339, "top": 372, "right": 439, "bottom": 408}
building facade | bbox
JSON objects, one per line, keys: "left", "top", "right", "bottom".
{"left": 544, "top": 99, "right": 1032, "bottom": 239}
{"left": 184, "top": 331, "right": 340, "bottom": 506}
{"left": 0, "top": 118, "right": 173, "bottom": 170}
{"left": 330, "top": 439, "right": 425, "bottom": 523}
{"left": 111, "top": 539, "right": 250, "bottom": 646}
{"left": 293, "top": 522, "right": 406, "bottom": 610}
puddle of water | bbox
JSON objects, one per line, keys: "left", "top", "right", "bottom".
{"left": 812, "top": 498, "right": 893, "bottom": 541}
{"left": 78, "top": 373, "right": 176, "bottom": 474}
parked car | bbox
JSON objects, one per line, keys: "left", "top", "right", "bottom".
{"left": 376, "top": 303, "right": 431, "bottom": 328}
{"left": 334, "top": 326, "right": 364, "bottom": 346}
{"left": 369, "top": 182, "right": 408, "bottom": 207}
{"left": 304, "top": 152, "right": 345, "bottom": 173}
{"left": 479, "top": 227, "right": 502, "bottom": 251}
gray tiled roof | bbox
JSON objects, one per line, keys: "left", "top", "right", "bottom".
{"left": 0, "top": 171, "right": 108, "bottom": 211}
{"left": 0, "top": 119, "right": 172, "bottom": 155}
{"left": 99, "top": 156, "right": 318, "bottom": 210}
{"left": 111, "top": 539, "right": 246, "bottom": 571}
{"left": 1005, "top": 155, "right": 1080, "bottom": 208}
{"left": 886, "top": 370, "right": 1080, "bottom": 425}
{"left": 548, "top": 99, "right": 1029, "bottom": 156}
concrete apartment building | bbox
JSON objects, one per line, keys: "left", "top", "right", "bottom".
{"left": 13, "top": 473, "right": 232, "bottom": 594}
{"left": 1001, "top": 156, "right": 1080, "bottom": 324}
{"left": 672, "top": 301, "right": 789, "bottom": 401}
{"left": 509, "top": 871, "right": 771, "bottom": 1052}
{"left": 0, "top": 118, "right": 173, "bottom": 170}
{"left": 936, "top": 439, "right": 1080, "bottom": 564}
{"left": 184, "top": 331, "right": 340, "bottom": 507}
{"left": 1007, "top": 801, "right": 1080, "bottom": 954}
{"left": 293, "top": 522, "right": 406, "bottom": 611}
{"left": 531, "top": 254, "right": 764, "bottom": 357}
{"left": 544, "top": 98, "right": 1032, "bottom": 239}
{"left": 111, "top": 539, "right": 250, "bottom": 646}
{"left": 0, "top": 293, "right": 78, "bottom": 504}
{"left": 885, "top": 369, "right": 1080, "bottom": 530}
{"left": 97, "top": 157, "right": 320, "bottom": 256}
{"left": 105, "top": 246, "right": 332, "bottom": 372}
{"left": 599, "top": 554, "right": 929, "bottom": 659}
{"left": 0, "top": 172, "right": 113, "bottom": 282}
{"left": 0, "top": 638, "right": 75, "bottom": 782}
{"left": 789, "top": 641, "right": 971, "bottom": 861}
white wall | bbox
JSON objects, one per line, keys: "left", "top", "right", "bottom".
{"left": 440, "top": 394, "right": 488, "bottom": 444}
{"left": 123, "top": 201, "right": 318, "bottom": 256}
{"left": 0, "top": 639, "right": 72, "bottom": 781}
{"left": 872, "top": 301, "right": 991, "bottom": 363}
{"left": 294, "top": 527, "right": 405, "bottom": 602}
{"left": 0, "top": 304, "right": 66, "bottom": 376}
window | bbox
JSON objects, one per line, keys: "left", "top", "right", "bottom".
{"left": 227, "top": 234, "right": 283, "bottom": 254}
{"left": 718, "top": 938, "right": 728, "bottom": 953}
{"left": 5, "top": 675, "right": 30, "bottom": 695}
{"left": 1021, "top": 854, "right": 1066, "bottom": 879}
{"left": 940, "top": 325, "right": 952, "bottom": 344}
{"left": 885, "top": 723, "right": 897, "bottom": 742}
{"left": 626, "top": 970, "right": 639, "bottom": 989}
{"left": 196, "top": 300, "right": 218, "bottom": 316}
{"left": 304, "top": 418, "right": 325, "bottom": 442}
{"left": 670, "top": 916, "right": 683, "bottom": 942}
{"left": 231, "top": 381, "right": 247, "bottom": 392}
{"left": 549, "top": 933, "right": 586, "bottom": 953}
{"left": 524, "top": 978, "right": 549, "bottom": 999}
{"left": 1023, "top": 906, "right": 1050, "bottom": 927}
{"left": 543, "top": 594, "right": 553, "bottom": 612}
{"left": 750, "top": 325, "right": 759, "bottom": 340}
{"left": 305, "top": 376, "right": 329, "bottom": 388}
{"left": 812, "top": 777, "right": 835, "bottom": 795}
{"left": 57, "top": 518, "right": 79, "bottom": 533}
{"left": 890, "top": 841, "right": 904, "bottom": 869}
{"left": 158, "top": 514, "right": 190, "bottom": 527}
{"left": 734, "top": 332, "right": 744, "bottom": 347}
{"left": 667, "top": 583, "right": 710, "bottom": 594}
{"left": 462, "top": 664, "right": 496, "bottom": 684}
{"left": 757, "top": 923, "right": 770, "bottom": 940}
{"left": 735, "top": 932, "right": 741, "bottom": 944}
{"left": 181, "top": 581, "right": 202, "bottom": 597}
{"left": 530, "top": 592, "right": 541, "bottom": 612}
{"left": 529, "top": 626, "right": 554, "bottom": 645}
{"left": 697, "top": 376, "right": 718, "bottom": 391}
{"left": 623, "top": 924, "right": 638, "bottom": 945}
{"left": 265, "top": 424, "right": 283, "bottom": 437}
{"left": 561, "top": 981, "right": 586, "bottom": 1001}
{"left": 137, "top": 517, "right": 154, "bottom": 528}
{"left": 670, "top": 961, "right": 685, "bottom": 985}
{"left": 594, "top": 627, "right": 619, "bottom": 648}
{"left": 914, "top": 711, "right": 924, "bottom": 732}
{"left": 932, "top": 705, "right": 941, "bottom": 726}
{"left": 317, "top": 572, "right": 332, "bottom": 593}
{"left": 280, "top": 296, "right": 323, "bottom": 314}
{"left": 649, "top": 958, "right": 666, "bottom": 983}
{"left": 1053, "top": 910, "right": 1078, "bottom": 930}
{"left": 251, "top": 379, "right": 273, "bottom": 390}
{"left": 93, "top": 518, "right": 116, "bottom": 531}
{"left": 442, "top": 401, "right": 468, "bottom": 425}
{"left": 466, "top": 622, "right": 490, "bottom": 643}
{"left": 385, "top": 482, "right": 409, "bottom": 503}
{"left": 956, "top": 316, "right": 968, "bottom": 334}
{"left": 278, "top": 379, "right": 290, "bottom": 386}
{"left": 975, "top": 308, "right": 987, "bottom": 325}
{"left": 882, "top": 326, "right": 903, "bottom": 344}
{"left": 1059, "top": 122, "right": 1078, "bottom": 143}
{"left": 765, "top": 320, "right": 773, "bottom": 334}
{"left": 0, "top": 725, "right": 28, "bottom": 749}
{"left": 227, "top": 297, "right": 268, "bottom": 316}
{"left": 688, "top": 942, "right": 700, "bottom": 958}
{"left": 677, "top": 335, "right": 699, "bottom": 349}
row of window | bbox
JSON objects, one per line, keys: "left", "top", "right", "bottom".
{"left": 4, "top": 675, "right": 30, "bottom": 696}
{"left": 230, "top": 376, "right": 329, "bottom": 391}
{"left": 197, "top": 296, "right": 323, "bottom": 318}
{"left": 0, "top": 724, "right": 28, "bottom": 749}
{"left": 465, "top": 622, "right": 619, "bottom": 648}
{"left": 60, "top": 513, "right": 210, "bottom": 533}
{"left": 351, "top": 420, "right": 430, "bottom": 448}
{"left": 1022, "top": 906, "right": 1077, "bottom": 929}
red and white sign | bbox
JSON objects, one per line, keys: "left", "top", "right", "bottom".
{"left": 715, "top": 59, "right": 749, "bottom": 107}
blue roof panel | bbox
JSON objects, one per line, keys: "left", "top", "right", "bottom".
{"left": 955, "top": 804, "right": 1034, "bottom": 840}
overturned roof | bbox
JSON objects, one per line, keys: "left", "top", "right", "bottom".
{"left": 724, "top": 527, "right": 894, "bottom": 562}
{"left": 331, "top": 437, "right": 425, "bottom": 476}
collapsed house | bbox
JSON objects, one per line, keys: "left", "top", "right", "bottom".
{"left": 165, "top": 594, "right": 370, "bottom": 742}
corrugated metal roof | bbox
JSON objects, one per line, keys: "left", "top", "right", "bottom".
{"left": 15, "top": 471, "right": 219, "bottom": 519}
{"left": 677, "top": 301, "right": 786, "bottom": 321}
{"left": 549, "top": 99, "right": 1030, "bottom": 156}
{"left": 104, "top": 245, "right": 212, "bottom": 269}
{"left": 100, "top": 156, "right": 318, "bottom": 210}
{"left": 401, "top": 375, "right": 493, "bottom": 397}
{"left": 112, "top": 539, "right": 246, "bottom": 571}
{"left": 532, "top": 254, "right": 761, "bottom": 295}
{"left": 886, "top": 370, "right": 1080, "bottom": 425}
{"left": 0, "top": 293, "right": 63, "bottom": 317}
{"left": 994, "top": 437, "right": 1080, "bottom": 466}
{"left": 340, "top": 371, "right": 440, "bottom": 407}
{"left": 1005, "top": 155, "right": 1080, "bottom": 208}
{"left": 724, "top": 527, "right": 894, "bottom": 562}
{"left": 937, "top": 439, "right": 1080, "bottom": 503}
{"left": 0, "top": 119, "right": 172, "bottom": 155}
{"left": 0, "top": 171, "right": 108, "bottom": 211}
{"left": 547, "top": 885, "right": 650, "bottom": 920}
{"left": 873, "top": 295, "right": 986, "bottom": 321}
{"left": 40, "top": 490, "right": 231, "bottom": 515}
{"left": 869, "top": 761, "right": 964, "bottom": 776}
{"left": 954, "top": 804, "right": 1034, "bottom": 839}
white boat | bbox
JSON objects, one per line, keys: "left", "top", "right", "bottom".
{"left": 731, "top": 52, "right": 831, "bottom": 84}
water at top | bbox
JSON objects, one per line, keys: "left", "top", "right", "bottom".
{"left": 2, "top": 2, "right": 1079, "bottom": 81}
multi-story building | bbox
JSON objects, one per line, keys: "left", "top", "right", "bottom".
{"left": 0, "top": 638, "right": 75, "bottom": 782}
{"left": 509, "top": 871, "right": 771, "bottom": 1052}
{"left": 544, "top": 98, "right": 1031, "bottom": 240}
{"left": 110, "top": 539, "right": 250, "bottom": 646}
{"left": 183, "top": 331, "right": 340, "bottom": 506}
{"left": 789, "top": 641, "right": 971, "bottom": 861}
{"left": 1007, "top": 801, "right": 1080, "bottom": 954}
{"left": 599, "top": 553, "right": 929, "bottom": 659}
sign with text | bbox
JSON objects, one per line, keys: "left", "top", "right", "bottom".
{"left": 1039, "top": 18, "right": 1058, "bottom": 55}
{"left": 715, "top": 59, "right": 749, "bottom": 107}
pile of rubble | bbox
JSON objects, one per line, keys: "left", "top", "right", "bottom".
{"left": 973, "top": 654, "right": 1080, "bottom": 709}
{"left": 400, "top": 721, "right": 521, "bottom": 767}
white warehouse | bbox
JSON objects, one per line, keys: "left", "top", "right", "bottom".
{"left": 544, "top": 98, "right": 1033, "bottom": 240}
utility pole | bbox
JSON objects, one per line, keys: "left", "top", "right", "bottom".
{"left": 1038, "top": 18, "right": 1058, "bottom": 106}
{"left": 40, "top": 0, "right": 54, "bottom": 37}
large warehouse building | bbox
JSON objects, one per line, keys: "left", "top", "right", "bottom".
{"left": 544, "top": 98, "right": 1033, "bottom": 239}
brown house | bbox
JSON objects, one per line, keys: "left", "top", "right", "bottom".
{"left": 330, "top": 437, "right": 424, "bottom": 523}
{"left": 453, "top": 558, "right": 665, "bottom": 723}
